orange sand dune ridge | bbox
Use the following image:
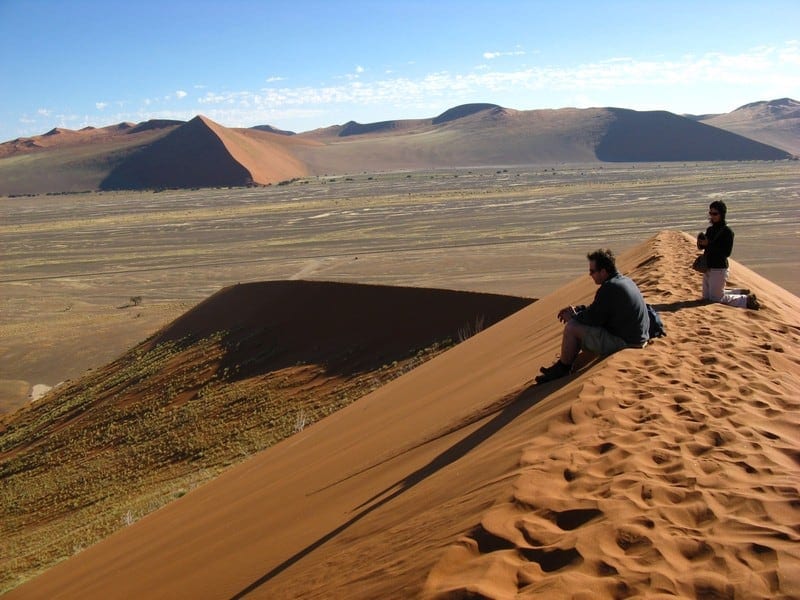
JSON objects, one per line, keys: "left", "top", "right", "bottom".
{"left": 5, "top": 231, "right": 799, "bottom": 599}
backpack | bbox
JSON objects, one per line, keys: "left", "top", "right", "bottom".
{"left": 647, "top": 304, "right": 666, "bottom": 339}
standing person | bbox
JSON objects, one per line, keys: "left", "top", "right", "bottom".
{"left": 536, "top": 249, "right": 649, "bottom": 384}
{"left": 697, "top": 200, "right": 759, "bottom": 309}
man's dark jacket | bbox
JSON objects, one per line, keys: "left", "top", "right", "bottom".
{"left": 574, "top": 273, "right": 649, "bottom": 345}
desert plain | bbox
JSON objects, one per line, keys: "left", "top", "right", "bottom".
{"left": 1, "top": 161, "right": 797, "bottom": 412}
{"left": 1, "top": 159, "right": 799, "bottom": 598}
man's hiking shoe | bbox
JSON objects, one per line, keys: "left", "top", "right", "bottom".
{"left": 535, "top": 361, "right": 571, "bottom": 384}
{"left": 539, "top": 361, "right": 569, "bottom": 375}
{"left": 746, "top": 293, "right": 760, "bottom": 310}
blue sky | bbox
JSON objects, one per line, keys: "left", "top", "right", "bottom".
{"left": 1, "top": 0, "right": 798, "bottom": 142}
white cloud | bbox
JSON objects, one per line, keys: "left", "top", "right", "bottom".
{"left": 186, "top": 42, "right": 796, "bottom": 124}
{"left": 483, "top": 50, "right": 526, "bottom": 60}
{"left": 20, "top": 41, "right": 791, "bottom": 138}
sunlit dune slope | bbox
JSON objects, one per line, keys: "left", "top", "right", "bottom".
{"left": 700, "top": 98, "right": 800, "bottom": 156}
{"left": 0, "top": 281, "right": 530, "bottom": 595}
{"left": 6, "top": 231, "right": 798, "bottom": 599}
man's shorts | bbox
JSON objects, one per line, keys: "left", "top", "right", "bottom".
{"left": 581, "top": 325, "right": 629, "bottom": 356}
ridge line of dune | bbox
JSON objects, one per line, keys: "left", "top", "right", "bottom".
{"left": 194, "top": 116, "right": 308, "bottom": 185}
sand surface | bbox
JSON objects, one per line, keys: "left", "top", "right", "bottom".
{"left": 5, "top": 231, "right": 798, "bottom": 599}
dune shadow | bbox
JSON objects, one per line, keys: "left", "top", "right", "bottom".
{"left": 228, "top": 382, "right": 547, "bottom": 599}
{"left": 651, "top": 299, "right": 708, "bottom": 313}
{"left": 145, "top": 280, "right": 533, "bottom": 384}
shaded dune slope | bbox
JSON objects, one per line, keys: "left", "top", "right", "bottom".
{"left": 596, "top": 109, "right": 792, "bottom": 161}
{"left": 6, "top": 232, "right": 798, "bottom": 599}
{"left": 146, "top": 280, "right": 533, "bottom": 377}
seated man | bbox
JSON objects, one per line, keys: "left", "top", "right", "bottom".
{"left": 536, "top": 248, "right": 650, "bottom": 384}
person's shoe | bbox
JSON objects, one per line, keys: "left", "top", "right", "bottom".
{"left": 539, "top": 362, "right": 559, "bottom": 374}
{"left": 535, "top": 361, "right": 571, "bottom": 384}
{"left": 746, "top": 293, "right": 760, "bottom": 310}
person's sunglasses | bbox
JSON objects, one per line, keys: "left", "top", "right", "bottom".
{"left": 589, "top": 268, "right": 598, "bottom": 274}
{"left": 709, "top": 211, "right": 720, "bottom": 216}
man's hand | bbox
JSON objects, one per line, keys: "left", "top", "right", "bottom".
{"left": 557, "top": 306, "right": 578, "bottom": 323}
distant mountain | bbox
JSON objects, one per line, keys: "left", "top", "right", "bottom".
{"left": 0, "top": 101, "right": 794, "bottom": 195}
{"left": 698, "top": 98, "right": 800, "bottom": 155}
{"left": 432, "top": 103, "right": 502, "bottom": 124}
{"left": 250, "top": 124, "right": 296, "bottom": 136}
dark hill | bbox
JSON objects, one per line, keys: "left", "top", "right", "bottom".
{"left": 596, "top": 109, "right": 791, "bottom": 161}
{"left": 250, "top": 124, "right": 296, "bottom": 136}
{"left": 149, "top": 280, "right": 532, "bottom": 377}
{"left": 127, "top": 119, "right": 185, "bottom": 134}
{"left": 339, "top": 119, "right": 402, "bottom": 137}
{"left": 433, "top": 103, "right": 501, "bottom": 124}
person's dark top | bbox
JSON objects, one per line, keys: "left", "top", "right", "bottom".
{"left": 574, "top": 273, "right": 649, "bottom": 345}
{"left": 703, "top": 221, "right": 734, "bottom": 269}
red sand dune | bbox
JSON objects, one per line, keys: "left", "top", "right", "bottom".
{"left": 5, "top": 231, "right": 798, "bottom": 599}
{"left": 100, "top": 115, "right": 311, "bottom": 189}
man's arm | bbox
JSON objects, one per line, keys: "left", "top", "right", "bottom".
{"left": 574, "top": 287, "right": 612, "bottom": 327}
{"left": 557, "top": 304, "right": 588, "bottom": 323}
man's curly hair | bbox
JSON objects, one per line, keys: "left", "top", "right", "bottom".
{"left": 587, "top": 248, "right": 618, "bottom": 275}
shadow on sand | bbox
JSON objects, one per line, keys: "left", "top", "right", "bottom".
{"left": 650, "top": 299, "right": 708, "bottom": 313}
{"left": 228, "top": 380, "right": 550, "bottom": 599}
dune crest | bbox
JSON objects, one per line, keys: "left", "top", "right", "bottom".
{"left": 424, "top": 231, "right": 800, "bottom": 598}
{"left": 3, "top": 232, "right": 798, "bottom": 599}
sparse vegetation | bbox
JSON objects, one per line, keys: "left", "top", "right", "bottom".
{"left": 457, "top": 315, "right": 486, "bottom": 342}
{"left": 0, "top": 328, "right": 457, "bottom": 593}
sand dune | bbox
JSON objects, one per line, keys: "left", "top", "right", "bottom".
{"left": 0, "top": 282, "right": 531, "bottom": 594}
{"left": 5, "top": 231, "right": 798, "bottom": 599}
{"left": 1, "top": 102, "right": 793, "bottom": 195}
{"left": 100, "top": 115, "right": 310, "bottom": 189}
{"left": 596, "top": 108, "right": 791, "bottom": 161}
{"left": 701, "top": 98, "right": 800, "bottom": 156}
